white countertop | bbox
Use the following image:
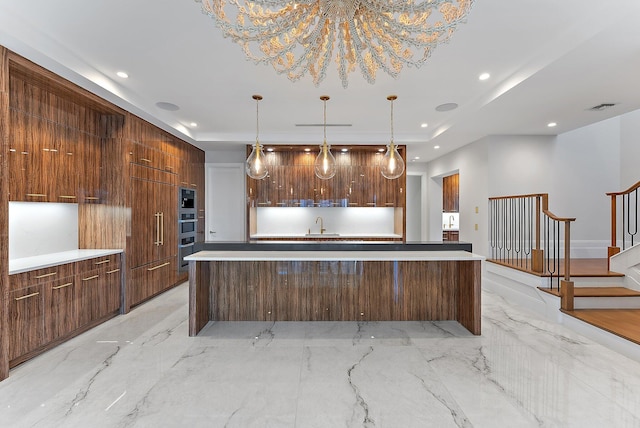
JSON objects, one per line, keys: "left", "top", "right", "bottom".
{"left": 9, "top": 249, "right": 124, "bottom": 275}
{"left": 250, "top": 233, "right": 403, "bottom": 239}
{"left": 185, "top": 250, "right": 484, "bottom": 262}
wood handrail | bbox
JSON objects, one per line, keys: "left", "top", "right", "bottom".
{"left": 542, "top": 209, "right": 576, "bottom": 223}
{"left": 606, "top": 180, "right": 640, "bottom": 197}
{"left": 488, "top": 193, "right": 547, "bottom": 201}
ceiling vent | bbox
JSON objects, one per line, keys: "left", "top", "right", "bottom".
{"left": 588, "top": 103, "right": 616, "bottom": 111}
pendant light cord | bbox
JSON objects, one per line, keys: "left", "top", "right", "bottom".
{"left": 256, "top": 97, "right": 260, "bottom": 144}
{"left": 323, "top": 97, "right": 327, "bottom": 143}
{"left": 390, "top": 97, "right": 394, "bottom": 144}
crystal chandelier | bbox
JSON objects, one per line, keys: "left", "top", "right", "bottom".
{"left": 195, "top": 0, "right": 474, "bottom": 88}
{"left": 245, "top": 94, "right": 269, "bottom": 179}
{"left": 380, "top": 95, "right": 405, "bottom": 180}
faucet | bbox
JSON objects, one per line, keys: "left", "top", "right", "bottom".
{"left": 315, "top": 216, "right": 326, "bottom": 234}
{"left": 448, "top": 215, "right": 455, "bottom": 229}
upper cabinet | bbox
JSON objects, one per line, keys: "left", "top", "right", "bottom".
{"left": 6, "top": 64, "right": 122, "bottom": 204}
{"left": 442, "top": 173, "right": 459, "bottom": 213}
{"left": 246, "top": 145, "right": 406, "bottom": 208}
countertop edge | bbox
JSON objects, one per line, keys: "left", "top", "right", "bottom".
{"left": 185, "top": 250, "right": 485, "bottom": 262}
{"left": 9, "top": 249, "right": 124, "bottom": 275}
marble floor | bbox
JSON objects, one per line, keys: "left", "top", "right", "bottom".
{"left": 3, "top": 284, "right": 640, "bottom": 428}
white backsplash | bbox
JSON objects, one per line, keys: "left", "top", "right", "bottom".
{"left": 255, "top": 207, "right": 397, "bottom": 236}
{"left": 9, "top": 202, "right": 79, "bottom": 260}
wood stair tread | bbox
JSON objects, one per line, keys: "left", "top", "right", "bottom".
{"left": 539, "top": 287, "right": 640, "bottom": 298}
{"left": 561, "top": 309, "right": 640, "bottom": 346}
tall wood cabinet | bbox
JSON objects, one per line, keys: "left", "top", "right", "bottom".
{"left": 0, "top": 47, "right": 205, "bottom": 379}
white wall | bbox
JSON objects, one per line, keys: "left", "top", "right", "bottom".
{"left": 426, "top": 139, "right": 489, "bottom": 255}
{"left": 620, "top": 109, "right": 640, "bottom": 189}
{"left": 405, "top": 174, "right": 422, "bottom": 241}
{"left": 9, "top": 202, "right": 79, "bottom": 259}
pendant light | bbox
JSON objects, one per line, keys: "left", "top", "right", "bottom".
{"left": 380, "top": 95, "right": 405, "bottom": 180}
{"left": 245, "top": 94, "right": 268, "bottom": 180}
{"left": 314, "top": 95, "right": 337, "bottom": 180}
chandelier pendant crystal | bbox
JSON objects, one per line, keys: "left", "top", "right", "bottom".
{"left": 314, "top": 95, "right": 337, "bottom": 180}
{"left": 195, "top": 0, "right": 474, "bottom": 88}
{"left": 380, "top": 95, "right": 405, "bottom": 180}
{"left": 245, "top": 94, "right": 269, "bottom": 180}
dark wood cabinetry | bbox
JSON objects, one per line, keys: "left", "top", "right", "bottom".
{"left": 247, "top": 146, "right": 406, "bottom": 208}
{"left": 8, "top": 254, "right": 122, "bottom": 366}
{"left": 443, "top": 173, "right": 459, "bottom": 213}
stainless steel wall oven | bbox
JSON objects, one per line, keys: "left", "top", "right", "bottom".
{"left": 178, "top": 188, "right": 197, "bottom": 273}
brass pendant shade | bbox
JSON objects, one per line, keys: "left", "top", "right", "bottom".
{"left": 245, "top": 95, "right": 268, "bottom": 180}
{"left": 314, "top": 95, "right": 337, "bottom": 180}
{"left": 380, "top": 95, "right": 405, "bottom": 180}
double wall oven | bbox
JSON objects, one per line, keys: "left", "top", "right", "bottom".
{"left": 178, "top": 188, "right": 197, "bottom": 273}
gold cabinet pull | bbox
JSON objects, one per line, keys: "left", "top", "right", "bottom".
{"left": 160, "top": 212, "right": 164, "bottom": 245}
{"left": 82, "top": 275, "right": 99, "bottom": 281}
{"left": 154, "top": 212, "right": 161, "bottom": 246}
{"left": 53, "top": 282, "right": 73, "bottom": 290}
{"left": 94, "top": 260, "right": 110, "bottom": 265}
{"left": 15, "top": 292, "right": 40, "bottom": 301}
{"left": 140, "top": 158, "right": 152, "bottom": 163}
{"left": 147, "top": 262, "right": 170, "bottom": 271}
{"left": 26, "top": 193, "right": 47, "bottom": 197}
{"left": 106, "top": 269, "right": 120, "bottom": 274}
{"left": 59, "top": 195, "right": 77, "bottom": 199}
{"left": 85, "top": 197, "right": 99, "bottom": 200}
{"left": 35, "top": 272, "right": 57, "bottom": 279}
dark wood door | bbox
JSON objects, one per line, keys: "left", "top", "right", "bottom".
{"left": 44, "top": 277, "right": 79, "bottom": 342}
{"left": 130, "top": 177, "right": 156, "bottom": 268}
{"left": 9, "top": 285, "right": 44, "bottom": 360}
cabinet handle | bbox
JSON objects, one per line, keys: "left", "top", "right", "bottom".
{"left": 94, "top": 260, "right": 110, "bottom": 265}
{"left": 26, "top": 193, "right": 47, "bottom": 197}
{"left": 140, "top": 158, "right": 152, "bottom": 163}
{"left": 35, "top": 272, "right": 57, "bottom": 279}
{"left": 191, "top": 184, "right": 197, "bottom": 187}
{"left": 85, "top": 197, "right": 99, "bottom": 201}
{"left": 147, "top": 262, "right": 170, "bottom": 271}
{"left": 160, "top": 212, "right": 164, "bottom": 245}
{"left": 15, "top": 292, "right": 40, "bottom": 301}
{"left": 82, "top": 275, "right": 99, "bottom": 281}
{"left": 106, "top": 269, "right": 120, "bottom": 274}
{"left": 59, "top": 195, "right": 77, "bottom": 199}
{"left": 154, "top": 212, "right": 161, "bottom": 246}
{"left": 53, "top": 282, "right": 73, "bottom": 290}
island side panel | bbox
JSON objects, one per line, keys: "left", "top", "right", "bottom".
{"left": 188, "top": 260, "right": 210, "bottom": 336}
{"left": 456, "top": 260, "right": 482, "bottom": 335}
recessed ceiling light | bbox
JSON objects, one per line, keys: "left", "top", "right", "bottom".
{"left": 547, "top": 122, "right": 557, "bottom": 128}
{"left": 413, "top": 156, "right": 420, "bottom": 160}
{"left": 116, "top": 71, "right": 129, "bottom": 79}
{"left": 378, "top": 148, "right": 385, "bottom": 152}
{"left": 156, "top": 102, "right": 180, "bottom": 111}
{"left": 435, "top": 103, "right": 458, "bottom": 112}
{"left": 478, "top": 72, "right": 490, "bottom": 81}
{"left": 420, "top": 123, "right": 428, "bottom": 128}
{"left": 304, "top": 148, "right": 311, "bottom": 152}
{"left": 341, "top": 148, "right": 348, "bottom": 152}
{"left": 434, "top": 145, "right": 440, "bottom": 149}
{"left": 190, "top": 122, "right": 198, "bottom": 127}
{"left": 266, "top": 147, "right": 274, "bottom": 152}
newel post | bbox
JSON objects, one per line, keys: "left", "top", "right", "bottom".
{"left": 608, "top": 194, "right": 620, "bottom": 269}
{"left": 560, "top": 220, "right": 574, "bottom": 311}
{"left": 531, "top": 195, "right": 544, "bottom": 273}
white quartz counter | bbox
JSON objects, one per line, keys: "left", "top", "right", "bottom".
{"left": 250, "top": 233, "right": 403, "bottom": 239}
{"left": 9, "top": 249, "right": 124, "bottom": 275}
{"left": 185, "top": 250, "right": 484, "bottom": 262}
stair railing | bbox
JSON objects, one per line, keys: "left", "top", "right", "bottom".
{"left": 607, "top": 180, "right": 640, "bottom": 268}
{"left": 489, "top": 193, "right": 576, "bottom": 310}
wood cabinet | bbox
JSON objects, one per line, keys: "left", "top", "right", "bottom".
{"left": 129, "top": 166, "right": 177, "bottom": 307}
{"left": 443, "top": 173, "right": 459, "bottom": 213}
{"left": 246, "top": 146, "right": 406, "bottom": 208}
{"left": 8, "top": 254, "right": 122, "bottom": 366}
{"left": 442, "top": 231, "right": 459, "bottom": 241}
{"left": 7, "top": 68, "right": 108, "bottom": 204}
{"left": 8, "top": 285, "right": 44, "bottom": 361}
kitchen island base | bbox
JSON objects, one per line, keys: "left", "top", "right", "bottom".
{"left": 188, "top": 251, "right": 481, "bottom": 335}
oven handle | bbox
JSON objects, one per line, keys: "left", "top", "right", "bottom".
{"left": 178, "top": 219, "right": 198, "bottom": 223}
{"left": 178, "top": 243, "right": 196, "bottom": 248}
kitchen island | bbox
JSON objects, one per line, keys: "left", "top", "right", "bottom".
{"left": 186, "top": 242, "right": 483, "bottom": 336}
